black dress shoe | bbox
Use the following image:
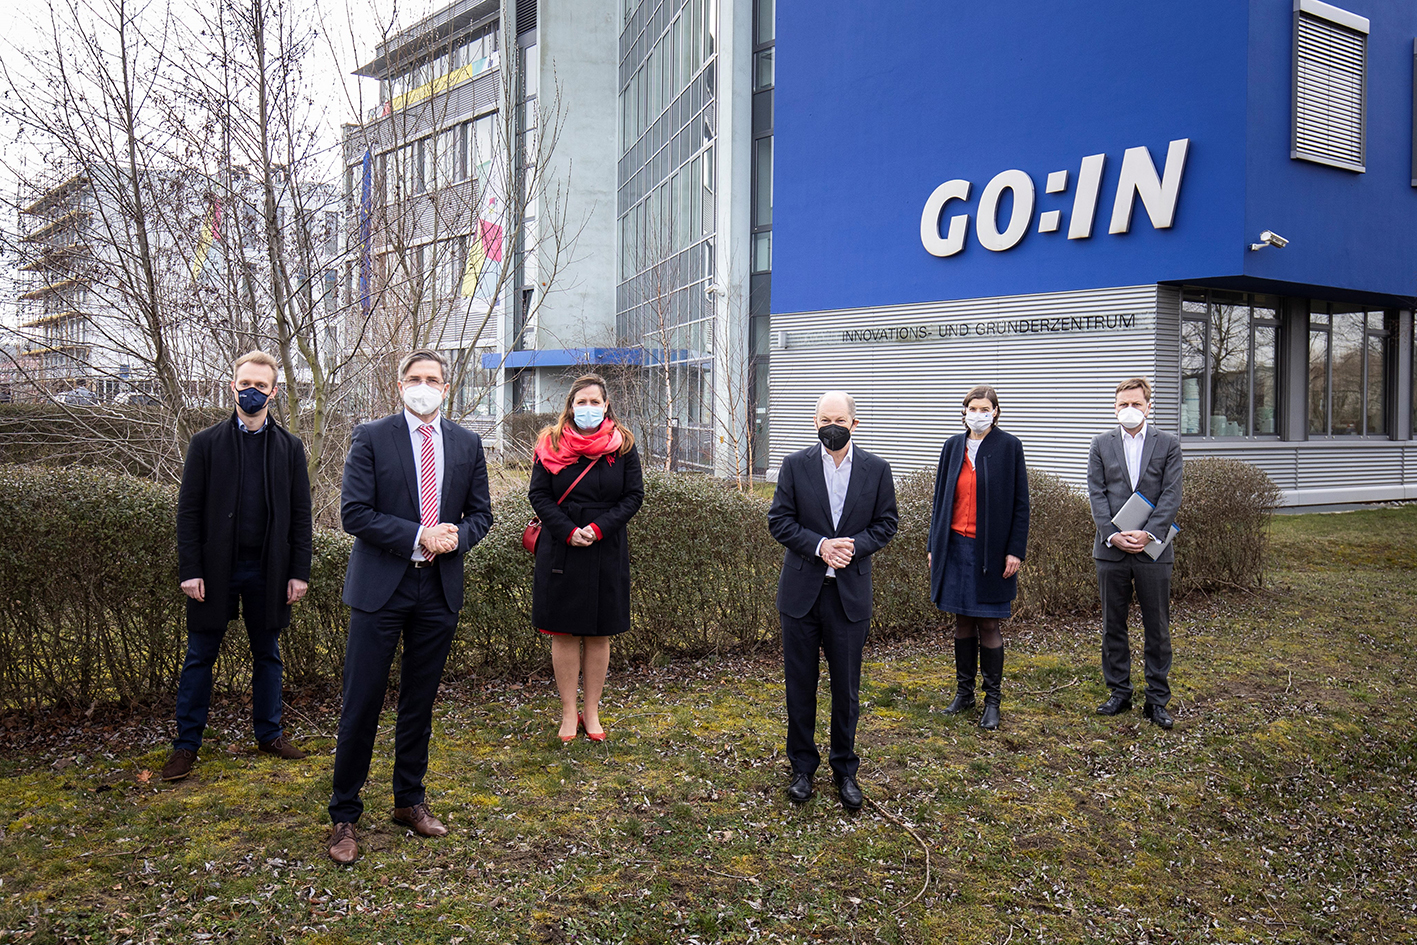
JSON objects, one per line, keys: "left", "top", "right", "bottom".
{"left": 834, "top": 776, "right": 863, "bottom": 811}
{"left": 1143, "top": 703, "right": 1174, "bottom": 729}
{"left": 1096, "top": 692, "right": 1133, "bottom": 716}
{"left": 787, "top": 772, "right": 814, "bottom": 803}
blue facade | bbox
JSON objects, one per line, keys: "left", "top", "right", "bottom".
{"left": 774, "top": 0, "right": 1417, "bottom": 315}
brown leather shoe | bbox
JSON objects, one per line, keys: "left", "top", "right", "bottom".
{"left": 160, "top": 748, "right": 197, "bottom": 781}
{"left": 257, "top": 735, "right": 307, "bottom": 760}
{"left": 391, "top": 802, "right": 448, "bottom": 837}
{"left": 327, "top": 822, "right": 359, "bottom": 864}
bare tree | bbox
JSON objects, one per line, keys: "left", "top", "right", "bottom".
{"left": 0, "top": 0, "right": 202, "bottom": 480}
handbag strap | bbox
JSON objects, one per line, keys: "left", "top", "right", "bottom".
{"left": 556, "top": 456, "right": 599, "bottom": 505}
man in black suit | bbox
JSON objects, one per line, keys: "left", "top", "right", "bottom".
{"left": 327, "top": 350, "right": 492, "bottom": 864}
{"left": 767, "top": 391, "right": 898, "bottom": 810}
{"left": 165, "top": 350, "right": 313, "bottom": 781}
{"left": 1087, "top": 376, "right": 1183, "bottom": 730}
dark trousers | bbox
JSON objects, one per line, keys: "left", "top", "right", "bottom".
{"left": 172, "top": 557, "right": 284, "bottom": 751}
{"left": 782, "top": 580, "right": 868, "bottom": 781}
{"left": 329, "top": 564, "right": 458, "bottom": 824}
{"left": 1097, "top": 556, "right": 1173, "bottom": 706}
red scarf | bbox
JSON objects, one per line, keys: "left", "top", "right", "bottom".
{"left": 533, "top": 419, "right": 623, "bottom": 474}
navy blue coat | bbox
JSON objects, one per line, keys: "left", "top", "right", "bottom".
{"left": 339, "top": 413, "right": 493, "bottom": 613}
{"left": 928, "top": 428, "right": 1030, "bottom": 606}
{"left": 768, "top": 443, "right": 899, "bottom": 624}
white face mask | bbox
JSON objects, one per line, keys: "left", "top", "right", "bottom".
{"left": 1117, "top": 405, "right": 1146, "bottom": 429}
{"left": 402, "top": 382, "right": 444, "bottom": 416}
{"left": 964, "top": 410, "right": 995, "bottom": 433}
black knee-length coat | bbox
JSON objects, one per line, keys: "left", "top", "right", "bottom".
{"left": 528, "top": 443, "right": 644, "bottom": 635}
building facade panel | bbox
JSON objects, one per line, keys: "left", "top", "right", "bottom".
{"left": 769, "top": 285, "right": 1164, "bottom": 481}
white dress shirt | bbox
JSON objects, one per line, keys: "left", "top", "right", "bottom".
{"left": 406, "top": 409, "right": 445, "bottom": 560}
{"left": 814, "top": 442, "right": 854, "bottom": 576}
{"left": 1121, "top": 421, "right": 1147, "bottom": 491}
{"left": 1108, "top": 420, "right": 1153, "bottom": 548}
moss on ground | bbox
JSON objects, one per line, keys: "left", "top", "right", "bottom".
{"left": 1, "top": 506, "right": 1414, "bottom": 943}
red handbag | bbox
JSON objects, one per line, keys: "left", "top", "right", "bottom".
{"left": 522, "top": 457, "right": 599, "bottom": 554}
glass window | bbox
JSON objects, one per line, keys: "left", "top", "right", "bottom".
{"left": 674, "top": 13, "right": 686, "bottom": 94}
{"left": 753, "top": 137, "right": 772, "bottom": 227}
{"left": 1308, "top": 303, "right": 1391, "bottom": 436}
{"left": 1180, "top": 294, "right": 1206, "bottom": 434}
{"left": 473, "top": 115, "right": 495, "bottom": 169}
{"left": 1330, "top": 309, "right": 1364, "bottom": 434}
{"left": 755, "top": 49, "right": 774, "bottom": 90}
{"left": 524, "top": 42, "right": 539, "bottom": 100}
{"left": 1308, "top": 310, "right": 1330, "bottom": 435}
{"left": 691, "top": 0, "right": 704, "bottom": 73}
{"left": 752, "top": 231, "right": 771, "bottom": 273}
{"left": 1366, "top": 312, "right": 1387, "bottom": 434}
{"left": 756, "top": 0, "right": 774, "bottom": 44}
{"left": 1209, "top": 292, "right": 1250, "bottom": 437}
{"left": 1178, "top": 289, "right": 1282, "bottom": 437}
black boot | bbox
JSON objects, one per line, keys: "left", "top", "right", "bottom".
{"left": 943, "top": 636, "right": 978, "bottom": 715}
{"left": 978, "top": 645, "right": 1003, "bottom": 730}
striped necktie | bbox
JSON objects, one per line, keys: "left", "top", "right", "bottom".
{"left": 418, "top": 424, "right": 438, "bottom": 528}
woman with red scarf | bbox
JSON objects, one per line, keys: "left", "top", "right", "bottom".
{"left": 529, "top": 374, "right": 644, "bottom": 743}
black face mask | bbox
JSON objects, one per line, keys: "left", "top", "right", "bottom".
{"left": 237, "top": 386, "right": 271, "bottom": 415}
{"left": 817, "top": 423, "right": 851, "bottom": 452}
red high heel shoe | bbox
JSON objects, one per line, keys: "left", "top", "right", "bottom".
{"left": 561, "top": 714, "right": 581, "bottom": 744}
{"left": 581, "top": 711, "right": 606, "bottom": 742}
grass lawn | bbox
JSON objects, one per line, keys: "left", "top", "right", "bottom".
{"left": 1, "top": 506, "right": 1415, "bottom": 943}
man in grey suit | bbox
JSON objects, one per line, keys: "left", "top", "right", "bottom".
{"left": 1087, "top": 377, "right": 1183, "bottom": 729}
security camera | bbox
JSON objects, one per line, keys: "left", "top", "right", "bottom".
{"left": 1250, "top": 230, "right": 1289, "bottom": 251}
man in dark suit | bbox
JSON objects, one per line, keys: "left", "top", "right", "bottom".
{"left": 164, "top": 350, "right": 313, "bottom": 781}
{"left": 327, "top": 350, "right": 492, "bottom": 864}
{"left": 767, "top": 391, "right": 898, "bottom": 810}
{"left": 1087, "top": 376, "right": 1183, "bottom": 730}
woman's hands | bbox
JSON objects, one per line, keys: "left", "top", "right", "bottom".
{"left": 1003, "top": 554, "right": 1021, "bottom": 578}
{"left": 569, "top": 525, "right": 598, "bottom": 547}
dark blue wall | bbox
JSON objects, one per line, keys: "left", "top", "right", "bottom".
{"left": 774, "top": 0, "right": 1417, "bottom": 315}
{"left": 1242, "top": 0, "right": 1417, "bottom": 298}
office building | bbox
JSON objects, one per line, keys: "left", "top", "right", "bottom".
{"left": 770, "top": 0, "right": 1416, "bottom": 506}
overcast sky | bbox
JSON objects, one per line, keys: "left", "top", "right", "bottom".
{"left": 0, "top": 0, "right": 451, "bottom": 177}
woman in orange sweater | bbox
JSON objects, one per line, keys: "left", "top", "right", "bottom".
{"left": 927, "top": 386, "right": 1030, "bottom": 730}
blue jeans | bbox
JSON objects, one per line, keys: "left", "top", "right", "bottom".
{"left": 172, "top": 558, "right": 285, "bottom": 750}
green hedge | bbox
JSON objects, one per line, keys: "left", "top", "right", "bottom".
{"left": 0, "top": 456, "right": 1279, "bottom": 709}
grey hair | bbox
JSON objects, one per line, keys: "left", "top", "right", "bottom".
{"left": 398, "top": 349, "right": 448, "bottom": 381}
{"left": 815, "top": 390, "right": 856, "bottom": 419}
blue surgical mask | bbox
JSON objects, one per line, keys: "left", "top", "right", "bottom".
{"left": 573, "top": 405, "right": 605, "bottom": 430}
{"left": 237, "top": 386, "right": 271, "bottom": 414}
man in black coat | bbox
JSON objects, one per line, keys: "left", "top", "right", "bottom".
{"left": 163, "top": 351, "right": 313, "bottom": 781}
{"left": 327, "top": 350, "right": 492, "bottom": 864}
{"left": 767, "top": 391, "right": 898, "bottom": 810}
{"left": 1088, "top": 377, "right": 1184, "bottom": 730}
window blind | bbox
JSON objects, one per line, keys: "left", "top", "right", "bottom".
{"left": 1292, "top": 1, "right": 1368, "bottom": 172}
